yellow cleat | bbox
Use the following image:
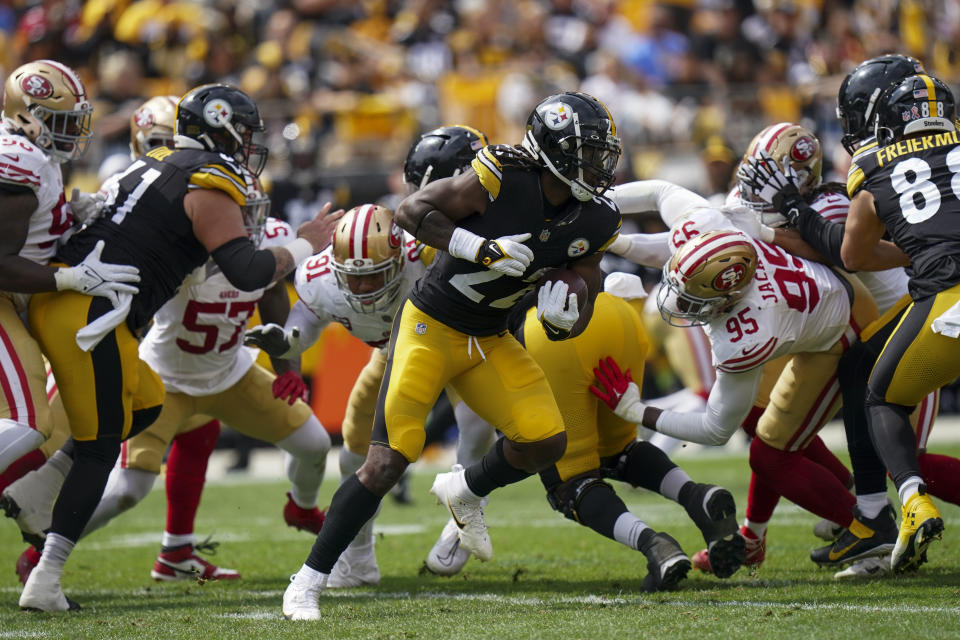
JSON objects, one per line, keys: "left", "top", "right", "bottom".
{"left": 891, "top": 487, "right": 944, "bottom": 573}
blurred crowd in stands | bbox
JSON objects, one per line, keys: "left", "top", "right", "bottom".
{"left": 3, "top": 0, "right": 960, "bottom": 212}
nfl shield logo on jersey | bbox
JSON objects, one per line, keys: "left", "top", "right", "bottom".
{"left": 415, "top": 322, "right": 427, "bottom": 335}
{"left": 567, "top": 238, "right": 589, "bottom": 257}
{"left": 539, "top": 229, "right": 551, "bottom": 242}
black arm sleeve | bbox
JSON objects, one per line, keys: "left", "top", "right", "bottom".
{"left": 776, "top": 191, "right": 848, "bottom": 270}
{"left": 209, "top": 236, "right": 277, "bottom": 291}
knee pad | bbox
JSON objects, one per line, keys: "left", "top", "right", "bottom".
{"left": 600, "top": 440, "right": 676, "bottom": 491}
{"left": 545, "top": 474, "right": 614, "bottom": 523}
{"left": 505, "top": 433, "right": 566, "bottom": 474}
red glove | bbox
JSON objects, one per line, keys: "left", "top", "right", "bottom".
{"left": 589, "top": 356, "right": 633, "bottom": 411}
{"left": 273, "top": 370, "right": 310, "bottom": 405}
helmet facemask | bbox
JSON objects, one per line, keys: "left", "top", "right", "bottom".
{"left": 242, "top": 179, "right": 270, "bottom": 246}
{"left": 657, "top": 263, "right": 746, "bottom": 327}
{"left": 27, "top": 102, "right": 93, "bottom": 163}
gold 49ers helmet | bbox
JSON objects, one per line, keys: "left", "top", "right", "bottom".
{"left": 332, "top": 204, "right": 405, "bottom": 314}
{"left": 657, "top": 230, "right": 757, "bottom": 327}
{"left": 738, "top": 122, "right": 822, "bottom": 227}
{"left": 2, "top": 59, "right": 93, "bottom": 163}
{"left": 130, "top": 95, "right": 178, "bottom": 158}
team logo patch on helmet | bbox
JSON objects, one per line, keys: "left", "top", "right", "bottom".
{"left": 202, "top": 99, "right": 233, "bottom": 127}
{"left": 712, "top": 263, "right": 747, "bottom": 291}
{"left": 567, "top": 238, "right": 589, "bottom": 257}
{"left": 388, "top": 222, "right": 403, "bottom": 249}
{"left": 20, "top": 74, "right": 53, "bottom": 99}
{"left": 790, "top": 136, "right": 817, "bottom": 162}
{"left": 541, "top": 102, "right": 572, "bottom": 131}
{"left": 134, "top": 107, "right": 156, "bottom": 129}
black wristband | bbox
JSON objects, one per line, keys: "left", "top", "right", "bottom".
{"left": 792, "top": 202, "right": 848, "bottom": 269}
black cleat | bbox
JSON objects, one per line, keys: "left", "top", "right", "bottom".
{"left": 685, "top": 484, "right": 745, "bottom": 579}
{"left": 640, "top": 532, "right": 691, "bottom": 592}
{"left": 810, "top": 505, "right": 897, "bottom": 567}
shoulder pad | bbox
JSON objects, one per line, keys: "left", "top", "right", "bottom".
{"left": 185, "top": 150, "right": 251, "bottom": 206}
{"left": 846, "top": 145, "right": 880, "bottom": 198}
{"left": 471, "top": 144, "right": 538, "bottom": 200}
{"left": 0, "top": 138, "right": 50, "bottom": 192}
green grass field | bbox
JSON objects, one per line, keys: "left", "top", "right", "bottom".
{"left": 2, "top": 445, "right": 960, "bottom": 639}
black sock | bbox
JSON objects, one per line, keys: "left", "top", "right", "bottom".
{"left": 636, "top": 528, "right": 657, "bottom": 554}
{"left": 619, "top": 441, "right": 678, "bottom": 490}
{"left": 676, "top": 481, "right": 698, "bottom": 511}
{"left": 49, "top": 438, "right": 120, "bottom": 542}
{"left": 575, "top": 482, "right": 628, "bottom": 540}
{"left": 464, "top": 437, "right": 530, "bottom": 497}
{"left": 305, "top": 475, "right": 382, "bottom": 574}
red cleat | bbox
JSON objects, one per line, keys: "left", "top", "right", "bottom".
{"left": 150, "top": 543, "right": 241, "bottom": 582}
{"left": 692, "top": 526, "right": 765, "bottom": 574}
{"left": 15, "top": 546, "right": 40, "bottom": 585}
{"left": 283, "top": 492, "right": 325, "bottom": 534}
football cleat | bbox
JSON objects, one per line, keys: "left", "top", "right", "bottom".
{"left": 813, "top": 518, "right": 844, "bottom": 542}
{"left": 15, "top": 546, "right": 41, "bottom": 585}
{"left": 1, "top": 462, "right": 67, "bottom": 547}
{"left": 834, "top": 554, "right": 891, "bottom": 580}
{"left": 284, "top": 492, "right": 326, "bottom": 534}
{"left": 684, "top": 484, "right": 744, "bottom": 579}
{"left": 892, "top": 486, "right": 944, "bottom": 573}
{"left": 425, "top": 517, "right": 472, "bottom": 576}
{"left": 640, "top": 532, "right": 691, "bottom": 592}
{"left": 741, "top": 526, "right": 766, "bottom": 567}
{"left": 429, "top": 464, "right": 492, "bottom": 561}
{"left": 810, "top": 505, "right": 897, "bottom": 567}
{"left": 282, "top": 571, "right": 327, "bottom": 621}
{"left": 150, "top": 542, "right": 241, "bottom": 582}
{"left": 19, "top": 565, "right": 80, "bottom": 612}
{"left": 326, "top": 542, "right": 380, "bottom": 588}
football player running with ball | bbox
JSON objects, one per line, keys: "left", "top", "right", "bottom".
{"left": 282, "top": 92, "right": 622, "bottom": 620}
{"left": 19, "top": 84, "right": 341, "bottom": 612}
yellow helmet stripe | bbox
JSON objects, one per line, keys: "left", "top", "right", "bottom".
{"left": 453, "top": 124, "right": 488, "bottom": 147}
{"left": 919, "top": 74, "right": 938, "bottom": 117}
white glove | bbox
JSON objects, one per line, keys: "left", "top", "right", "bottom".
{"left": 536, "top": 280, "right": 579, "bottom": 340}
{"left": 736, "top": 152, "right": 801, "bottom": 209}
{"left": 449, "top": 229, "right": 534, "bottom": 277}
{"left": 53, "top": 240, "right": 140, "bottom": 308}
{"left": 613, "top": 380, "right": 646, "bottom": 423}
{"left": 69, "top": 188, "right": 106, "bottom": 224}
{"left": 722, "top": 207, "right": 776, "bottom": 243}
{"left": 244, "top": 323, "right": 300, "bottom": 358}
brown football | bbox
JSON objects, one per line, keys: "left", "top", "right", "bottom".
{"left": 537, "top": 268, "right": 588, "bottom": 311}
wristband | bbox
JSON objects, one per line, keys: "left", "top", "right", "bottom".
{"left": 53, "top": 266, "right": 76, "bottom": 292}
{"left": 758, "top": 225, "right": 776, "bottom": 243}
{"left": 448, "top": 227, "right": 485, "bottom": 262}
{"left": 284, "top": 238, "right": 315, "bottom": 265}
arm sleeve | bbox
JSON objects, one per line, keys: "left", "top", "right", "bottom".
{"left": 283, "top": 299, "right": 328, "bottom": 359}
{"left": 611, "top": 180, "right": 710, "bottom": 228}
{"left": 209, "top": 237, "right": 277, "bottom": 291}
{"left": 794, "top": 202, "right": 848, "bottom": 269}
{"left": 610, "top": 231, "right": 672, "bottom": 268}
{"left": 652, "top": 369, "right": 762, "bottom": 445}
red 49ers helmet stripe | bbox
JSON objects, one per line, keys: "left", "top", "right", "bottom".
{"left": 348, "top": 203, "right": 377, "bottom": 260}
{"left": 41, "top": 60, "right": 84, "bottom": 98}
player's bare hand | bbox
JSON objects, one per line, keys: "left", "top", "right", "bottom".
{"left": 297, "top": 203, "right": 345, "bottom": 253}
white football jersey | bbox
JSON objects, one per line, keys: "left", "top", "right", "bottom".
{"left": 0, "top": 125, "right": 72, "bottom": 310}
{"left": 293, "top": 232, "right": 428, "bottom": 351}
{"left": 807, "top": 191, "right": 909, "bottom": 314}
{"left": 668, "top": 206, "right": 853, "bottom": 373}
{"left": 139, "top": 217, "right": 294, "bottom": 395}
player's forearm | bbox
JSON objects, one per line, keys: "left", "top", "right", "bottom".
{"left": 396, "top": 194, "right": 458, "bottom": 249}
{"left": 611, "top": 180, "right": 707, "bottom": 227}
{"left": 646, "top": 370, "right": 758, "bottom": 445}
{"left": 792, "top": 203, "right": 847, "bottom": 268}
{"left": 0, "top": 256, "right": 58, "bottom": 293}
{"left": 609, "top": 232, "right": 672, "bottom": 267}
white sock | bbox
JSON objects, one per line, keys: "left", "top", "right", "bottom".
{"left": 162, "top": 531, "right": 196, "bottom": 548}
{"left": 744, "top": 519, "right": 767, "bottom": 538}
{"left": 36, "top": 532, "right": 74, "bottom": 576}
{"left": 296, "top": 563, "right": 328, "bottom": 585}
{"left": 898, "top": 476, "right": 924, "bottom": 506}
{"left": 453, "top": 403, "right": 497, "bottom": 467}
{"left": 45, "top": 449, "right": 73, "bottom": 477}
{"left": 856, "top": 492, "right": 889, "bottom": 519}
{"left": 612, "top": 512, "right": 650, "bottom": 550}
{"left": 82, "top": 467, "right": 156, "bottom": 538}
{"left": 659, "top": 467, "right": 692, "bottom": 502}
{"left": 277, "top": 415, "right": 331, "bottom": 508}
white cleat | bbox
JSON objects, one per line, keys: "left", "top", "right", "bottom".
{"left": 429, "top": 464, "right": 492, "bottom": 562}
{"left": 326, "top": 542, "right": 380, "bottom": 588}
{"left": 282, "top": 571, "right": 327, "bottom": 621}
{"left": 834, "top": 554, "right": 891, "bottom": 580}
{"left": 813, "top": 518, "right": 844, "bottom": 542}
{"left": 425, "top": 517, "right": 472, "bottom": 576}
{"left": 1, "top": 463, "right": 67, "bottom": 543}
{"left": 19, "top": 566, "right": 80, "bottom": 612}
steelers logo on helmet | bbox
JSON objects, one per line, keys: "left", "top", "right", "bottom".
{"left": 567, "top": 237, "right": 589, "bottom": 257}
{"left": 541, "top": 102, "right": 573, "bottom": 131}
{"left": 203, "top": 99, "right": 233, "bottom": 128}
{"left": 20, "top": 74, "right": 53, "bottom": 99}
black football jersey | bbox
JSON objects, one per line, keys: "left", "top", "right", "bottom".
{"left": 410, "top": 145, "right": 621, "bottom": 335}
{"left": 58, "top": 146, "right": 251, "bottom": 331}
{"left": 848, "top": 130, "right": 960, "bottom": 300}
